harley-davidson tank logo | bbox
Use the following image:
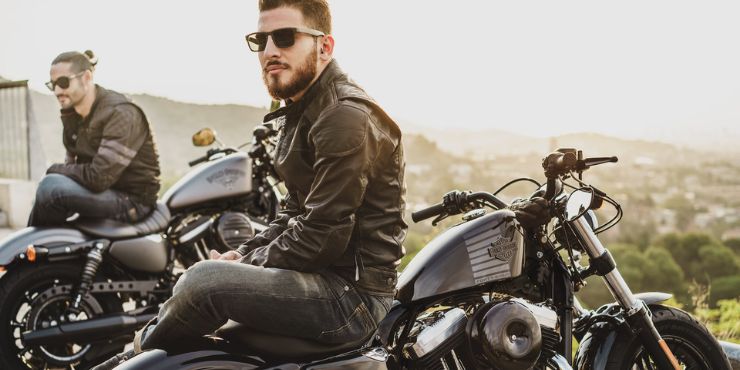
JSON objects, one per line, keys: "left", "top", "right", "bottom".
{"left": 487, "top": 225, "right": 517, "bottom": 261}
{"left": 464, "top": 221, "right": 520, "bottom": 285}
{"left": 206, "top": 169, "right": 245, "bottom": 189}
{"left": 487, "top": 237, "right": 517, "bottom": 261}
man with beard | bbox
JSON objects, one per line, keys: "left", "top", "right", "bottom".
{"left": 28, "top": 50, "right": 161, "bottom": 227}
{"left": 92, "top": 1, "right": 406, "bottom": 367}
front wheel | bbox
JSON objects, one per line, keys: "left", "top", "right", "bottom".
{"left": 605, "top": 305, "right": 731, "bottom": 369}
{"left": 0, "top": 263, "right": 124, "bottom": 370}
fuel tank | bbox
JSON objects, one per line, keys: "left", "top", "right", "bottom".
{"left": 397, "top": 210, "right": 524, "bottom": 303}
{"left": 162, "top": 152, "right": 252, "bottom": 211}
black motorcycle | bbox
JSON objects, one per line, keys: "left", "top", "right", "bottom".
{"left": 107, "top": 148, "right": 730, "bottom": 370}
{"left": 0, "top": 124, "right": 282, "bottom": 370}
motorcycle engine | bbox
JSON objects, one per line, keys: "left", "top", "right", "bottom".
{"left": 211, "top": 212, "right": 255, "bottom": 251}
{"left": 402, "top": 299, "right": 560, "bottom": 370}
{"left": 468, "top": 299, "right": 561, "bottom": 370}
{"left": 404, "top": 308, "right": 470, "bottom": 370}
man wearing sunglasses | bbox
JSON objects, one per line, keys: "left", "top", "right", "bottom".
{"left": 93, "top": 0, "right": 406, "bottom": 365}
{"left": 27, "top": 50, "right": 161, "bottom": 227}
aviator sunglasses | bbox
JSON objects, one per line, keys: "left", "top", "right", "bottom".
{"left": 245, "top": 27, "right": 325, "bottom": 52}
{"left": 45, "top": 71, "right": 85, "bottom": 91}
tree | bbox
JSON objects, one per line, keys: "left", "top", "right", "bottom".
{"left": 710, "top": 276, "right": 740, "bottom": 307}
{"left": 643, "top": 247, "right": 688, "bottom": 300}
{"left": 655, "top": 233, "right": 716, "bottom": 282}
{"left": 724, "top": 238, "right": 740, "bottom": 255}
{"left": 697, "top": 245, "right": 740, "bottom": 283}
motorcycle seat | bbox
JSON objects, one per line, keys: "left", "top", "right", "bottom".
{"left": 75, "top": 202, "right": 171, "bottom": 239}
{"left": 214, "top": 320, "right": 370, "bottom": 361}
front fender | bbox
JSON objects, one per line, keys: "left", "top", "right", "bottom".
{"left": 573, "top": 292, "right": 672, "bottom": 369}
{"left": 0, "top": 227, "right": 87, "bottom": 266}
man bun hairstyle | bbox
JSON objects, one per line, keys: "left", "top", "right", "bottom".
{"left": 51, "top": 50, "right": 99, "bottom": 73}
{"left": 259, "top": 0, "right": 332, "bottom": 34}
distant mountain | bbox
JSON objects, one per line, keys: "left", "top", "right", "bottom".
{"left": 21, "top": 86, "right": 725, "bottom": 182}
{"left": 402, "top": 126, "right": 714, "bottom": 166}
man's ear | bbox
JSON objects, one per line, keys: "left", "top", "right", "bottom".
{"left": 82, "top": 70, "right": 93, "bottom": 85}
{"left": 319, "top": 34, "right": 335, "bottom": 61}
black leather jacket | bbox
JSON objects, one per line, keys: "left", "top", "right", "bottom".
{"left": 47, "top": 85, "right": 161, "bottom": 206}
{"left": 237, "top": 61, "right": 407, "bottom": 293}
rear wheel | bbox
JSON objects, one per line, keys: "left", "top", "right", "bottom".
{"left": 605, "top": 305, "right": 731, "bottom": 369}
{"left": 0, "top": 263, "right": 124, "bottom": 370}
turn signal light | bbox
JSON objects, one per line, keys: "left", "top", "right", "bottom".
{"left": 26, "top": 245, "right": 36, "bottom": 262}
{"left": 0, "top": 266, "right": 5, "bottom": 272}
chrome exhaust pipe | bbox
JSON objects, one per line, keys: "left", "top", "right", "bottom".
{"left": 21, "top": 313, "right": 156, "bottom": 346}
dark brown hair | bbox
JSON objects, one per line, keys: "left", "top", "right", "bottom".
{"left": 259, "top": 0, "right": 332, "bottom": 34}
{"left": 51, "top": 50, "right": 98, "bottom": 73}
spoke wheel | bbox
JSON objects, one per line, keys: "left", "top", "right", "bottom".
{"left": 594, "top": 305, "right": 731, "bottom": 370}
{"left": 0, "top": 263, "right": 123, "bottom": 370}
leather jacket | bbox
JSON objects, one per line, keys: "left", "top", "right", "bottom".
{"left": 47, "top": 85, "right": 161, "bottom": 206}
{"left": 237, "top": 61, "right": 407, "bottom": 293}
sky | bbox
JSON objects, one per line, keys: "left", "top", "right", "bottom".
{"left": 1, "top": 1, "right": 739, "bottom": 146}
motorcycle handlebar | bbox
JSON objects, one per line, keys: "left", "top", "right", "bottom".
{"left": 188, "top": 155, "right": 208, "bottom": 167}
{"left": 411, "top": 191, "right": 509, "bottom": 223}
{"left": 411, "top": 202, "right": 446, "bottom": 223}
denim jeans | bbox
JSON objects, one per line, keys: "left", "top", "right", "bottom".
{"left": 140, "top": 260, "right": 394, "bottom": 352}
{"left": 27, "top": 174, "right": 151, "bottom": 227}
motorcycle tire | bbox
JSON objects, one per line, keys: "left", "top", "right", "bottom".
{"left": 604, "top": 305, "right": 731, "bottom": 369}
{"left": 0, "top": 262, "right": 124, "bottom": 370}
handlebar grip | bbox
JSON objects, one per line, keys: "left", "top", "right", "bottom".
{"left": 412, "top": 202, "right": 446, "bottom": 223}
{"left": 188, "top": 155, "right": 208, "bottom": 167}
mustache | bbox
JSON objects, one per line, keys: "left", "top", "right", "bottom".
{"left": 264, "top": 60, "right": 289, "bottom": 72}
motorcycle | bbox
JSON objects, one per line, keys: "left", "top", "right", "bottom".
{"left": 108, "top": 148, "right": 730, "bottom": 370}
{"left": 0, "top": 124, "right": 282, "bottom": 370}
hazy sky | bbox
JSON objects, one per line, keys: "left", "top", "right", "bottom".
{"left": 2, "top": 1, "right": 739, "bottom": 143}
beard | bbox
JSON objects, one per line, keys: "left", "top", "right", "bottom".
{"left": 56, "top": 85, "right": 87, "bottom": 109}
{"left": 262, "top": 50, "right": 318, "bottom": 100}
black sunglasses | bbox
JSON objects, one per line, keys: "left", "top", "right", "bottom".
{"left": 245, "top": 27, "right": 325, "bottom": 52}
{"left": 45, "top": 71, "right": 85, "bottom": 91}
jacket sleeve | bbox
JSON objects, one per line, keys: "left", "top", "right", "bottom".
{"left": 235, "top": 191, "right": 302, "bottom": 256}
{"left": 47, "top": 105, "right": 147, "bottom": 193}
{"left": 242, "top": 104, "right": 376, "bottom": 271}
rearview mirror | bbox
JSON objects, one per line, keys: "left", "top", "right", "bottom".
{"left": 565, "top": 189, "right": 594, "bottom": 222}
{"left": 192, "top": 128, "right": 216, "bottom": 147}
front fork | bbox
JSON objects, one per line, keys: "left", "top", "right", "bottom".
{"left": 570, "top": 217, "right": 681, "bottom": 370}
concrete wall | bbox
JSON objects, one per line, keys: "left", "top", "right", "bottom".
{"left": 0, "top": 178, "right": 36, "bottom": 229}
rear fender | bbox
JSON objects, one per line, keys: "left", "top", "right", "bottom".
{"left": 0, "top": 227, "right": 88, "bottom": 267}
{"left": 573, "top": 292, "right": 672, "bottom": 369}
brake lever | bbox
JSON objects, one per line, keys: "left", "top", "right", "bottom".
{"left": 432, "top": 213, "right": 448, "bottom": 227}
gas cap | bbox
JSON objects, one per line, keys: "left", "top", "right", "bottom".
{"left": 463, "top": 209, "right": 486, "bottom": 221}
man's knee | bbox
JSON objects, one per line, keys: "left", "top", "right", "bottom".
{"left": 173, "top": 260, "right": 224, "bottom": 297}
{"left": 35, "top": 174, "right": 77, "bottom": 203}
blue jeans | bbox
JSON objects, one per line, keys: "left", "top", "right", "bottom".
{"left": 27, "top": 174, "right": 151, "bottom": 227}
{"left": 140, "top": 260, "right": 394, "bottom": 352}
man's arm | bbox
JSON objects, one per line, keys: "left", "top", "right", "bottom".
{"left": 242, "top": 104, "right": 376, "bottom": 272}
{"left": 48, "top": 105, "right": 147, "bottom": 193}
{"left": 235, "top": 191, "right": 302, "bottom": 256}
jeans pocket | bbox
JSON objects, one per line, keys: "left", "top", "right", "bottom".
{"left": 316, "top": 300, "right": 375, "bottom": 344}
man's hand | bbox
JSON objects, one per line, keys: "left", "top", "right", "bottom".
{"left": 509, "top": 197, "right": 551, "bottom": 230}
{"left": 209, "top": 249, "right": 243, "bottom": 261}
